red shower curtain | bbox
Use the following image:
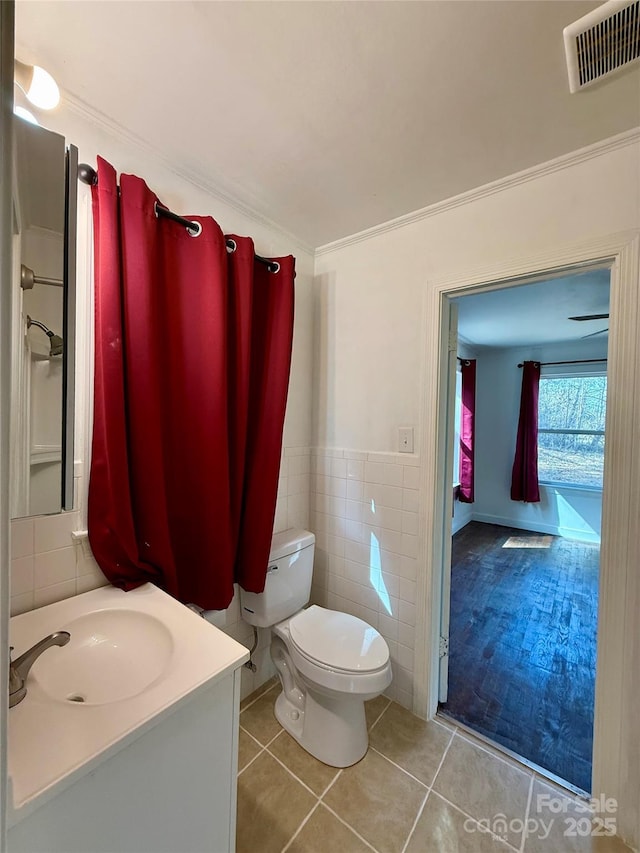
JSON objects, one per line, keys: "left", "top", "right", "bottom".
{"left": 458, "top": 359, "right": 476, "bottom": 503}
{"left": 225, "top": 236, "right": 295, "bottom": 592}
{"left": 510, "top": 360, "right": 541, "bottom": 503}
{"left": 88, "top": 157, "right": 295, "bottom": 609}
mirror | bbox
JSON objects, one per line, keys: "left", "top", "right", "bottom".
{"left": 10, "top": 117, "right": 77, "bottom": 518}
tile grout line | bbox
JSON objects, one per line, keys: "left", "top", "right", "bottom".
{"left": 237, "top": 693, "right": 592, "bottom": 853}
{"left": 237, "top": 725, "right": 283, "bottom": 777}
{"left": 237, "top": 725, "right": 267, "bottom": 777}
{"left": 241, "top": 724, "right": 285, "bottom": 752}
{"left": 428, "top": 790, "right": 520, "bottom": 853}
{"left": 430, "top": 716, "right": 459, "bottom": 737}
{"left": 367, "top": 697, "right": 392, "bottom": 732}
{"left": 531, "top": 770, "right": 592, "bottom": 809}
{"left": 280, "top": 801, "right": 320, "bottom": 853}
{"left": 428, "top": 729, "right": 523, "bottom": 852}
{"left": 433, "top": 711, "right": 460, "bottom": 734}
{"left": 239, "top": 724, "right": 264, "bottom": 748}
{"left": 318, "top": 767, "right": 343, "bottom": 800}
{"left": 320, "top": 802, "right": 381, "bottom": 853}
{"left": 449, "top": 728, "right": 539, "bottom": 776}
{"left": 319, "top": 767, "right": 344, "bottom": 805}
{"left": 265, "top": 744, "right": 327, "bottom": 800}
{"left": 264, "top": 728, "right": 286, "bottom": 749}
{"left": 410, "top": 728, "right": 518, "bottom": 852}
{"left": 237, "top": 745, "right": 265, "bottom": 777}
{"left": 418, "top": 724, "right": 455, "bottom": 791}
{"left": 239, "top": 679, "right": 278, "bottom": 714}
{"left": 435, "top": 730, "right": 535, "bottom": 850}
{"left": 368, "top": 746, "right": 429, "bottom": 791}
{"left": 399, "top": 788, "right": 430, "bottom": 853}
{"left": 519, "top": 774, "right": 536, "bottom": 853}
{"left": 440, "top": 712, "right": 587, "bottom": 801}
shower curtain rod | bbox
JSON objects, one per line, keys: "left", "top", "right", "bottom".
{"left": 20, "top": 263, "right": 63, "bottom": 289}
{"left": 517, "top": 358, "right": 608, "bottom": 368}
{"left": 77, "top": 164, "right": 281, "bottom": 274}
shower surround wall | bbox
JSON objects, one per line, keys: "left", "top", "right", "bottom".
{"left": 309, "top": 447, "right": 420, "bottom": 710}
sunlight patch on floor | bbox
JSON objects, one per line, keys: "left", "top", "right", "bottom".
{"left": 502, "top": 535, "right": 553, "bottom": 549}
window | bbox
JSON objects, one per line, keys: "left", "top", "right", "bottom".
{"left": 537, "top": 373, "right": 607, "bottom": 488}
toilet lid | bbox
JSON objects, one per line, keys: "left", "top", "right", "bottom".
{"left": 289, "top": 605, "right": 389, "bottom": 672}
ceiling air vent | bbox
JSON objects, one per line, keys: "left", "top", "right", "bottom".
{"left": 564, "top": 0, "right": 640, "bottom": 92}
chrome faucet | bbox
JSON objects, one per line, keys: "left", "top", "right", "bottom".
{"left": 9, "top": 631, "right": 71, "bottom": 707}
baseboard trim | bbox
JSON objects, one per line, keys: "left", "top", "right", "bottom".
{"left": 451, "top": 512, "right": 473, "bottom": 536}
{"left": 470, "top": 513, "right": 601, "bottom": 544}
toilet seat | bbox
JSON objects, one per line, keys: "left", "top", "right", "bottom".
{"left": 274, "top": 626, "right": 392, "bottom": 697}
{"left": 288, "top": 605, "right": 389, "bottom": 673}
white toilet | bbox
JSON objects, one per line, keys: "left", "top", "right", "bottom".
{"left": 240, "top": 529, "right": 392, "bottom": 767}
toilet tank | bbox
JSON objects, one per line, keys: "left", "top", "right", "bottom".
{"left": 240, "top": 529, "right": 315, "bottom": 628}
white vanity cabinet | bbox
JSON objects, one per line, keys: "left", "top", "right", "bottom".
{"left": 7, "top": 585, "right": 248, "bottom": 853}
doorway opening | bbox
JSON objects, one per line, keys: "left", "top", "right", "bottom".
{"left": 437, "top": 265, "right": 610, "bottom": 795}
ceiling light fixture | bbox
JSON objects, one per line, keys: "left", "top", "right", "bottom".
{"left": 14, "top": 59, "right": 60, "bottom": 110}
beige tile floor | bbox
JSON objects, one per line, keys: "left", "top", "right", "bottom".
{"left": 237, "top": 680, "right": 632, "bottom": 853}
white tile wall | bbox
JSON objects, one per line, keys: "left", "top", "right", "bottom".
{"left": 272, "top": 446, "right": 311, "bottom": 537}
{"left": 9, "top": 448, "right": 311, "bottom": 703}
{"left": 10, "top": 446, "right": 423, "bottom": 708}
{"left": 309, "top": 447, "right": 421, "bottom": 711}
{"left": 10, "top": 510, "right": 108, "bottom": 616}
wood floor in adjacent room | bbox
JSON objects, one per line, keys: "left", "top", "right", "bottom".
{"left": 440, "top": 521, "right": 598, "bottom": 794}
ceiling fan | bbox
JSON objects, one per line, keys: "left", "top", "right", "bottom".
{"left": 568, "top": 313, "right": 609, "bottom": 338}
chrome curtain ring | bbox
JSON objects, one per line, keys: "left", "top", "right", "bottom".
{"left": 270, "top": 261, "right": 280, "bottom": 274}
{"left": 226, "top": 238, "right": 237, "bottom": 254}
{"left": 187, "top": 221, "right": 202, "bottom": 238}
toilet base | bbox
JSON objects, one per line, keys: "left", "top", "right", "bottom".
{"left": 271, "top": 639, "right": 370, "bottom": 768}
{"left": 274, "top": 687, "right": 369, "bottom": 768}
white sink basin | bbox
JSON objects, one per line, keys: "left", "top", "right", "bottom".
{"left": 32, "top": 609, "right": 174, "bottom": 705}
{"left": 8, "top": 583, "right": 249, "bottom": 816}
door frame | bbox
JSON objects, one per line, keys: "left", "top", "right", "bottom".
{"left": 437, "top": 301, "right": 458, "bottom": 702}
{"left": 414, "top": 231, "right": 640, "bottom": 843}
{"left": 0, "top": 1, "right": 15, "bottom": 849}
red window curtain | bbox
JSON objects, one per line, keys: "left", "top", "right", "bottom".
{"left": 510, "top": 360, "right": 541, "bottom": 503}
{"left": 458, "top": 359, "right": 476, "bottom": 503}
{"left": 88, "top": 157, "right": 295, "bottom": 609}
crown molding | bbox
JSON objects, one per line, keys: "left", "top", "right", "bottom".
{"left": 62, "top": 91, "right": 315, "bottom": 258}
{"left": 59, "top": 89, "right": 639, "bottom": 261}
{"left": 316, "top": 127, "right": 640, "bottom": 257}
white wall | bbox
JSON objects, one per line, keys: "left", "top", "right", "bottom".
{"left": 9, "top": 103, "right": 315, "bottom": 699}
{"left": 312, "top": 135, "right": 640, "bottom": 846}
{"left": 472, "top": 338, "right": 608, "bottom": 543}
{"left": 313, "top": 137, "right": 639, "bottom": 451}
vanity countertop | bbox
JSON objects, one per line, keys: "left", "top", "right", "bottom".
{"left": 8, "top": 583, "right": 248, "bottom": 822}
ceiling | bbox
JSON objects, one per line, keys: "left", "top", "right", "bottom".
{"left": 455, "top": 268, "right": 611, "bottom": 348}
{"left": 15, "top": 1, "right": 640, "bottom": 248}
